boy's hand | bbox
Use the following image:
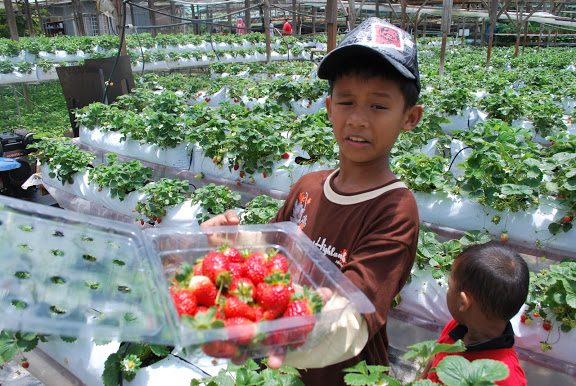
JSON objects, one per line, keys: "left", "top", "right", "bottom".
{"left": 200, "top": 210, "right": 240, "bottom": 227}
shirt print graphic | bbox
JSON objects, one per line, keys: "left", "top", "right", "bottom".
{"left": 290, "top": 192, "right": 311, "bottom": 230}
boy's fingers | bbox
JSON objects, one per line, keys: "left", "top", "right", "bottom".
{"left": 200, "top": 210, "right": 240, "bottom": 227}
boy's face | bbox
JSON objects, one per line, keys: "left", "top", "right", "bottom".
{"left": 325, "top": 73, "right": 422, "bottom": 166}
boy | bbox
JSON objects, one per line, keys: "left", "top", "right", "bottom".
{"left": 203, "top": 18, "right": 423, "bottom": 385}
{"left": 419, "top": 243, "right": 529, "bottom": 385}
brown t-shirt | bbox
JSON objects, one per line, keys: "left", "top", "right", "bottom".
{"left": 272, "top": 169, "right": 419, "bottom": 386}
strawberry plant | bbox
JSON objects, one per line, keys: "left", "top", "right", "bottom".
{"left": 135, "top": 178, "right": 190, "bottom": 224}
{"left": 190, "top": 183, "right": 241, "bottom": 224}
{"left": 87, "top": 153, "right": 153, "bottom": 200}
{"left": 239, "top": 195, "right": 285, "bottom": 225}
{"left": 392, "top": 153, "right": 454, "bottom": 193}
{"left": 32, "top": 138, "right": 95, "bottom": 185}
{"left": 523, "top": 260, "right": 576, "bottom": 351}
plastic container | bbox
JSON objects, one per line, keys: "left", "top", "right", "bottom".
{"left": 0, "top": 195, "right": 374, "bottom": 357}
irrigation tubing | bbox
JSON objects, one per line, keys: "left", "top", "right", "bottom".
{"left": 102, "top": 0, "right": 128, "bottom": 104}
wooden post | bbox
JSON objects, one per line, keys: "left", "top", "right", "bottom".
{"left": 170, "top": 1, "right": 177, "bottom": 34}
{"left": 292, "top": 0, "right": 297, "bottom": 31}
{"left": 148, "top": 0, "right": 157, "bottom": 37}
{"left": 376, "top": 0, "right": 380, "bottom": 18}
{"left": 71, "top": 0, "right": 86, "bottom": 36}
{"left": 245, "top": 0, "right": 251, "bottom": 33}
{"left": 326, "top": 0, "right": 338, "bottom": 52}
{"left": 113, "top": 0, "right": 127, "bottom": 54}
{"left": 312, "top": 6, "right": 316, "bottom": 35}
{"left": 264, "top": 0, "right": 271, "bottom": 63}
{"left": 486, "top": 0, "right": 498, "bottom": 67}
{"left": 24, "top": 0, "right": 36, "bottom": 37}
{"left": 3, "top": 0, "right": 19, "bottom": 40}
{"left": 439, "top": 0, "right": 453, "bottom": 76}
{"left": 537, "top": 23, "right": 543, "bottom": 52}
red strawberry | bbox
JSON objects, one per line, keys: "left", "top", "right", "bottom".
{"left": 205, "top": 97, "right": 211, "bottom": 102}
{"left": 202, "top": 341, "right": 238, "bottom": 358}
{"left": 256, "top": 273, "right": 291, "bottom": 320}
{"left": 242, "top": 252, "right": 269, "bottom": 285}
{"left": 202, "top": 250, "right": 231, "bottom": 285}
{"left": 234, "top": 98, "right": 239, "bottom": 103}
{"left": 225, "top": 316, "right": 256, "bottom": 345}
{"left": 222, "top": 295, "right": 254, "bottom": 320}
{"left": 520, "top": 314, "right": 527, "bottom": 323}
{"left": 274, "top": 288, "right": 323, "bottom": 348}
{"left": 233, "top": 164, "right": 240, "bottom": 171}
{"left": 281, "top": 152, "right": 290, "bottom": 159}
{"left": 195, "top": 305, "right": 210, "bottom": 315}
{"left": 239, "top": 171, "right": 245, "bottom": 178}
{"left": 156, "top": 218, "right": 162, "bottom": 224}
{"left": 193, "top": 261, "right": 203, "bottom": 276}
{"left": 533, "top": 312, "right": 540, "bottom": 318}
{"left": 21, "top": 359, "right": 29, "bottom": 369}
{"left": 228, "top": 262, "right": 243, "bottom": 280}
{"left": 543, "top": 322, "right": 552, "bottom": 331}
{"left": 221, "top": 246, "right": 243, "bottom": 263}
{"left": 140, "top": 220, "right": 145, "bottom": 225}
{"left": 267, "top": 251, "right": 288, "bottom": 274}
{"left": 188, "top": 275, "right": 219, "bottom": 307}
{"left": 263, "top": 172, "right": 267, "bottom": 178}
{"left": 228, "top": 277, "right": 256, "bottom": 303}
{"left": 564, "top": 215, "right": 573, "bottom": 224}
{"left": 500, "top": 232, "right": 509, "bottom": 242}
{"left": 237, "top": 181, "right": 241, "bottom": 186}
{"left": 251, "top": 305, "right": 264, "bottom": 321}
{"left": 171, "top": 288, "right": 198, "bottom": 316}
{"left": 213, "top": 157, "right": 219, "bottom": 164}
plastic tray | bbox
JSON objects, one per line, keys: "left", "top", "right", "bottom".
{"left": 0, "top": 195, "right": 374, "bottom": 353}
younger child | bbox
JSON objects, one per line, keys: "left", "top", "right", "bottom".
{"left": 420, "top": 242, "right": 529, "bottom": 385}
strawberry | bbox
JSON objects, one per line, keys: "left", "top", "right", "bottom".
{"left": 202, "top": 250, "right": 231, "bottom": 285}
{"left": 251, "top": 305, "right": 264, "bottom": 321}
{"left": 205, "top": 98, "right": 211, "bottom": 102}
{"left": 221, "top": 245, "right": 243, "bottom": 263}
{"left": 281, "top": 152, "right": 290, "bottom": 159}
{"left": 540, "top": 341, "right": 552, "bottom": 352}
{"left": 242, "top": 252, "right": 269, "bottom": 285}
{"left": 222, "top": 295, "right": 255, "bottom": 320}
{"left": 233, "top": 164, "right": 240, "bottom": 171}
{"left": 21, "top": 358, "right": 29, "bottom": 368}
{"left": 533, "top": 311, "right": 540, "bottom": 318}
{"left": 520, "top": 314, "right": 527, "bottom": 323}
{"left": 239, "top": 171, "right": 245, "bottom": 178}
{"left": 263, "top": 172, "right": 267, "bottom": 178}
{"left": 564, "top": 215, "right": 573, "bottom": 224}
{"left": 250, "top": 177, "right": 255, "bottom": 184}
{"left": 228, "top": 262, "right": 243, "bottom": 280}
{"left": 171, "top": 288, "right": 198, "bottom": 316}
{"left": 225, "top": 316, "right": 256, "bottom": 345}
{"left": 188, "top": 275, "right": 219, "bottom": 307}
{"left": 156, "top": 218, "right": 162, "bottom": 224}
{"left": 213, "top": 156, "right": 219, "bottom": 164}
{"left": 277, "top": 288, "right": 323, "bottom": 348}
{"left": 500, "top": 232, "right": 508, "bottom": 242}
{"left": 234, "top": 98, "right": 239, "bottom": 103}
{"left": 543, "top": 322, "right": 552, "bottom": 331}
{"left": 140, "top": 220, "right": 145, "bottom": 225}
{"left": 202, "top": 341, "right": 238, "bottom": 358}
{"left": 267, "top": 251, "right": 289, "bottom": 274}
{"left": 256, "top": 272, "right": 292, "bottom": 320}
{"left": 237, "top": 181, "right": 241, "bottom": 186}
{"left": 193, "top": 261, "right": 203, "bottom": 276}
{"left": 228, "top": 277, "right": 256, "bottom": 303}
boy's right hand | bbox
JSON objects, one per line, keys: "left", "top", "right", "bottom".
{"left": 200, "top": 210, "right": 240, "bottom": 227}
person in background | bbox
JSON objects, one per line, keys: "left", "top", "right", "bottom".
{"left": 236, "top": 17, "right": 246, "bottom": 35}
{"left": 418, "top": 243, "right": 529, "bottom": 386}
{"left": 282, "top": 19, "right": 293, "bottom": 35}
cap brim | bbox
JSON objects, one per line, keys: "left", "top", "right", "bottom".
{"left": 317, "top": 45, "right": 416, "bottom": 82}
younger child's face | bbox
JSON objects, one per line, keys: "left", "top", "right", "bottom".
{"left": 325, "top": 73, "right": 421, "bottom": 166}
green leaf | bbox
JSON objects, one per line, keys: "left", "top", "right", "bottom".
{"left": 102, "top": 353, "right": 122, "bottom": 386}
{"left": 436, "top": 356, "right": 509, "bottom": 386}
{"left": 149, "top": 344, "right": 172, "bottom": 357}
{"left": 343, "top": 372, "right": 380, "bottom": 385}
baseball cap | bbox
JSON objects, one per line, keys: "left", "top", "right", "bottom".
{"left": 317, "top": 18, "right": 420, "bottom": 93}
